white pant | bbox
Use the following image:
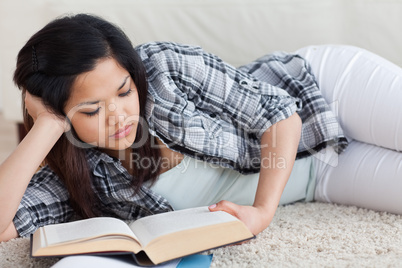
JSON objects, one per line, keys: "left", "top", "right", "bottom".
{"left": 297, "top": 45, "right": 402, "bottom": 214}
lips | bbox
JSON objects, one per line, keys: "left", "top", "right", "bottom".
{"left": 110, "top": 124, "right": 133, "bottom": 139}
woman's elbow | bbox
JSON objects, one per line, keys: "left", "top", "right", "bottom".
{"left": 0, "top": 222, "right": 19, "bottom": 242}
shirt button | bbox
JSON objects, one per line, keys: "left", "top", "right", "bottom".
{"left": 240, "top": 79, "right": 249, "bottom": 86}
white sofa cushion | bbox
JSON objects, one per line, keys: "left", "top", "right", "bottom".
{"left": 1, "top": 0, "right": 402, "bottom": 121}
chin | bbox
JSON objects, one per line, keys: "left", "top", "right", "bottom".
{"left": 106, "top": 136, "right": 136, "bottom": 151}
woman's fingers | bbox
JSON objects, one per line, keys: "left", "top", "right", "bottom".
{"left": 209, "top": 200, "right": 275, "bottom": 236}
{"left": 24, "top": 91, "right": 71, "bottom": 132}
{"left": 24, "top": 91, "right": 47, "bottom": 121}
{"left": 208, "top": 200, "right": 240, "bottom": 218}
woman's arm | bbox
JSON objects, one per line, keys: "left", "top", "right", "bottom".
{"left": 209, "top": 112, "right": 302, "bottom": 235}
{"left": 0, "top": 93, "right": 68, "bottom": 240}
{"left": 0, "top": 222, "right": 18, "bottom": 241}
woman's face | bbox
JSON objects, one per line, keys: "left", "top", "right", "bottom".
{"left": 64, "top": 57, "right": 140, "bottom": 151}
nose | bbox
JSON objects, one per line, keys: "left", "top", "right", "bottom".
{"left": 107, "top": 103, "right": 125, "bottom": 127}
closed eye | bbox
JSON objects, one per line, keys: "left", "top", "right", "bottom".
{"left": 82, "top": 107, "right": 101, "bottom": 117}
{"left": 119, "top": 88, "right": 132, "bottom": 97}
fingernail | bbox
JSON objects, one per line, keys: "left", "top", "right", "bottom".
{"left": 209, "top": 204, "right": 217, "bottom": 209}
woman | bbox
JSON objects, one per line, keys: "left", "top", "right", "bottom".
{"left": 1, "top": 13, "right": 397, "bottom": 242}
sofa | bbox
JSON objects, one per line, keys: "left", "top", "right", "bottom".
{"left": 1, "top": 0, "right": 402, "bottom": 120}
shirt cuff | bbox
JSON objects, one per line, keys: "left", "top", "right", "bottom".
{"left": 13, "top": 206, "right": 38, "bottom": 237}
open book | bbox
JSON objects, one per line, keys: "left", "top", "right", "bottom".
{"left": 31, "top": 207, "right": 254, "bottom": 266}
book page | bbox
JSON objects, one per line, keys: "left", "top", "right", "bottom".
{"left": 129, "top": 206, "right": 238, "bottom": 246}
{"left": 43, "top": 217, "right": 140, "bottom": 246}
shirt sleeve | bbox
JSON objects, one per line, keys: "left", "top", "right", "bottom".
{"left": 138, "top": 41, "right": 299, "bottom": 141}
{"left": 137, "top": 42, "right": 299, "bottom": 172}
{"left": 13, "top": 165, "right": 74, "bottom": 237}
{"left": 137, "top": 42, "right": 347, "bottom": 171}
{"left": 198, "top": 48, "right": 301, "bottom": 138}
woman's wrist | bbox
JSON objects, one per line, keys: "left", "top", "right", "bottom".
{"left": 252, "top": 202, "right": 276, "bottom": 224}
{"left": 34, "top": 113, "right": 70, "bottom": 135}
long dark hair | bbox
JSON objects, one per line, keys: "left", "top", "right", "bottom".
{"left": 13, "top": 14, "right": 160, "bottom": 218}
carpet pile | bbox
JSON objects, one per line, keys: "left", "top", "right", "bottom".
{"left": 1, "top": 202, "right": 401, "bottom": 267}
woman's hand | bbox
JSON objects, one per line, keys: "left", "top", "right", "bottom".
{"left": 24, "top": 91, "right": 70, "bottom": 132}
{"left": 209, "top": 201, "right": 275, "bottom": 236}
{"left": 208, "top": 113, "right": 302, "bottom": 238}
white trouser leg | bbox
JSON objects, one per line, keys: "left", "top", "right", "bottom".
{"left": 297, "top": 45, "right": 402, "bottom": 151}
{"left": 312, "top": 140, "right": 402, "bottom": 214}
{"left": 296, "top": 45, "right": 402, "bottom": 213}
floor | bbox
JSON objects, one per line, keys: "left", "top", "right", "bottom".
{"left": 0, "top": 112, "right": 18, "bottom": 163}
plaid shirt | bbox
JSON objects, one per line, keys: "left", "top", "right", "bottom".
{"left": 14, "top": 149, "right": 173, "bottom": 237}
{"left": 14, "top": 42, "right": 347, "bottom": 237}
{"left": 140, "top": 42, "right": 347, "bottom": 170}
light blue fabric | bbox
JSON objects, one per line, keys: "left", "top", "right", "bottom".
{"left": 177, "top": 254, "right": 213, "bottom": 268}
{"left": 150, "top": 156, "right": 314, "bottom": 210}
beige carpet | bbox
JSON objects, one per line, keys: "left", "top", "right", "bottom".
{"left": 1, "top": 202, "right": 401, "bottom": 268}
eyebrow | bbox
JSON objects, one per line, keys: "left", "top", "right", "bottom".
{"left": 77, "top": 76, "right": 130, "bottom": 107}
{"left": 117, "top": 76, "right": 130, "bottom": 91}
